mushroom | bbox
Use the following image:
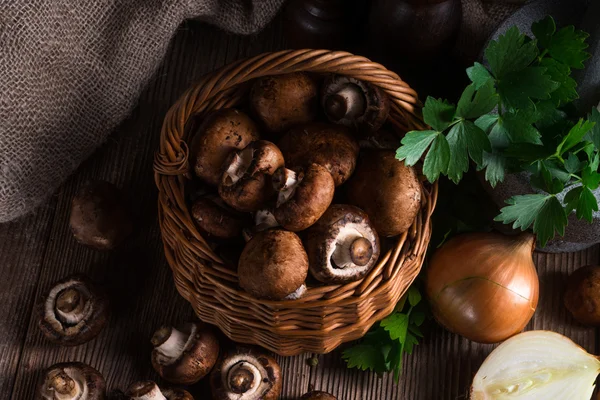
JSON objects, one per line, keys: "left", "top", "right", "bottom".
{"left": 321, "top": 75, "right": 390, "bottom": 135}
{"left": 346, "top": 150, "right": 421, "bottom": 237}
{"left": 38, "top": 362, "right": 106, "bottom": 400}
{"left": 254, "top": 208, "right": 279, "bottom": 232}
{"left": 272, "top": 164, "right": 335, "bottom": 232}
{"left": 300, "top": 391, "right": 337, "bottom": 400}
{"left": 250, "top": 72, "right": 318, "bottom": 134}
{"left": 151, "top": 322, "right": 220, "bottom": 385}
{"left": 38, "top": 274, "right": 109, "bottom": 346}
{"left": 191, "top": 195, "right": 251, "bottom": 239}
{"left": 218, "top": 140, "right": 285, "bottom": 212}
{"left": 277, "top": 122, "right": 359, "bottom": 186}
{"left": 358, "top": 129, "right": 401, "bottom": 150}
{"left": 210, "top": 347, "right": 282, "bottom": 400}
{"left": 190, "top": 108, "right": 260, "bottom": 186}
{"left": 305, "top": 204, "right": 380, "bottom": 283}
{"left": 69, "top": 180, "right": 133, "bottom": 250}
{"left": 126, "top": 381, "right": 194, "bottom": 400}
{"left": 238, "top": 229, "right": 308, "bottom": 300}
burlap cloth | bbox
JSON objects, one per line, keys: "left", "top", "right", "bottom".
{"left": 0, "top": 0, "right": 524, "bottom": 222}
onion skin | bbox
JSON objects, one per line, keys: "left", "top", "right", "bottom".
{"left": 426, "top": 232, "right": 539, "bottom": 344}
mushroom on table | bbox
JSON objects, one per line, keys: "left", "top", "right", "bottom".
{"left": 126, "top": 381, "right": 194, "bottom": 400}
{"left": 301, "top": 391, "right": 337, "bottom": 400}
{"left": 38, "top": 362, "right": 106, "bottom": 400}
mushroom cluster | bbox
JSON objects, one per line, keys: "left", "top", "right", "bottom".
{"left": 187, "top": 72, "right": 422, "bottom": 299}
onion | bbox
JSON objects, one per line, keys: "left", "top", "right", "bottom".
{"left": 471, "top": 330, "right": 600, "bottom": 399}
{"left": 425, "top": 232, "right": 539, "bottom": 343}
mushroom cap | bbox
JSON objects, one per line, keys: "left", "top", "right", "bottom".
{"left": 300, "top": 391, "right": 337, "bottom": 400}
{"left": 250, "top": 72, "right": 318, "bottom": 134}
{"left": 38, "top": 274, "right": 109, "bottom": 346}
{"left": 38, "top": 362, "right": 106, "bottom": 400}
{"left": 272, "top": 164, "right": 335, "bottom": 232}
{"left": 358, "top": 129, "right": 401, "bottom": 150}
{"left": 151, "top": 322, "right": 220, "bottom": 385}
{"left": 346, "top": 150, "right": 421, "bottom": 237}
{"left": 277, "top": 122, "right": 359, "bottom": 186}
{"left": 210, "top": 347, "right": 282, "bottom": 400}
{"left": 191, "top": 195, "right": 250, "bottom": 239}
{"left": 218, "top": 140, "right": 285, "bottom": 212}
{"left": 162, "top": 388, "right": 194, "bottom": 400}
{"left": 126, "top": 381, "right": 194, "bottom": 400}
{"left": 190, "top": 108, "right": 260, "bottom": 186}
{"left": 238, "top": 230, "right": 308, "bottom": 300}
{"left": 321, "top": 75, "right": 390, "bottom": 135}
{"left": 69, "top": 180, "right": 133, "bottom": 250}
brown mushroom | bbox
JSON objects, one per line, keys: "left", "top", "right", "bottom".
{"left": 210, "top": 347, "right": 282, "bottom": 400}
{"left": 272, "top": 164, "right": 335, "bottom": 232}
{"left": 254, "top": 208, "right": 279, "bottom": 232}
{"left": 38, "top": 274, "right": 109, "bottom": 346}
{"left": 238, "top": 229, "right": 308, "bottom": 300}
{"left": 358, "top": 129, "right": 401, "bottom": 150}
{"left": 564, "top": 265, "right": 600, "bottom": 326}
{"left": 151, "top": 322, "right": 220, "bottom": 385}
{"left": 190, "top": 109, "right": 260, "bottom": 186}
{"left": 346, "top": 150, "right": 421, "bottom": 237}
{"left": 69, "top": 180, "right": 133, "bottom": 250}
{"left": 126, "top": 381, "right": 194, "bottom": 400}
{"left": 277, "top": 122, "right": 359, "bottom": 186}
{"left": 218, "top": 140, "right": 284, "bottom": 212}
{"left": 305, "top": 204, "right": 380, "bottom": 283}
{"left": 191, "top": 195, "right": 251, "bottom": 239}
{"left": 300, "top": 391, "right": 337, "bottom": 400}
{"left": 321, "top": 74, "right": 390, "bottom": 135}
{"left": 38, "top": 362, "right": 106, "bottom": 400}
{"left": 250, "top": 72, "right": 318, "bottom": 134}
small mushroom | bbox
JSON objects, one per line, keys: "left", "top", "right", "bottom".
{"left": 210, "top": 347, "right": 282, "bottom": 400}
{"left": 300, "top": 391, "right": 337, "bottom": 400}
{"left": 70, "top": 180, "right": 133, "bottom": 250}
{"left": 305, "top": 204, "right": 380, "bottom": 283}
{"left": 151, "top": 322, "right": 220, "bottom": 385}
{"left": 38, "top": 362, "right": 106, "bottom": 400}
{"left": 277, "top": 122, "right": 359, "bottom": 186}
{"left": 250, "top": 72, "right": 318, "bottom": 134}
{"left": 126, "top": 381, "right": 194, "bottom": 400}
{"left": 272, "top": 164, "right": 335, "bottom": 232}
{"left": 218, "top": 140, "right": 285, "bottom": 212}
{"left": 38, "top": 274, "right": 109, "bottom": 346}
{"left": 190, "top": 109, "right": 260, "bottom": 186}
{"left": 191, "top": 195, "right": 251, "bottom": 239}
{"left": 321, "top": 74, "right": 390, "bottom": 135}
{"left": 238, "top": 229, "right": 308, "bottom": 300}
{"left": 346, "top": 150, "right": 421, "bottom": 237}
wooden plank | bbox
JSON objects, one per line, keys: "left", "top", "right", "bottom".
{"left": 309, "top": 246, "right": 600, "bottom": 400}
{"left": 10, "top": 16, "right": 311, "bottom": 399}
{"left": 0, "top": 203, "right": 56, "bottom": 397}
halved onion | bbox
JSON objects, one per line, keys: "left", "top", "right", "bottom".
{"left": 471, "top": 330, "right": 600, "bottom": 399}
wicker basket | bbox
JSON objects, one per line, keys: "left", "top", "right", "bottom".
{"left": 154, "top": 49, "right": 438, "bottom": 356}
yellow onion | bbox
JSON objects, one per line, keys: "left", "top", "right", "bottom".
{"left": 426, "top": 231, "right": 539, "bottom": 343}
{"left": 471, "top": 330, "right": 600, "bottom": 399}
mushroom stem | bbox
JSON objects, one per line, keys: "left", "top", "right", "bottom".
{"left": 273, "top": 168, "right": 300, "bottom": 207}
{"left": 331, "top": 230, "right": 373, "bottom": 268}
{"left": 223, "top": 147, "right": 254, "bottom": 185}
{"left": 127, "top": 381, "right": 168, "bottom": 400}
{"left": 325, "top": 83, "right": 366, "bottom": 122}
{"left": 228, "top": 361, "right": 261, "bottom": 395}
{"left": 151, "top": 326, "right": 189, "bottom": 365}
{"left": 255, "top": 209, "right": 278, "bottom": 231}
{"left": 48, "top": 370, "right": 80, "bottom": 399}
{"left": 284, "top": 284, "right": 307, "bottom": 300}
{"left": 55, "top": 288, "right": 87, "bottom": 325}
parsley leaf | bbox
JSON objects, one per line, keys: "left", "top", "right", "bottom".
{"left": 381, "top": 313, "right": 409, "bottom": 342}
{"left": 532, "top": 15, "right": 555, "bottom": 49}
{"left": 485, "top": 26, "right": 539, "bottom": 78}
{"left": 556, "top": 119, "right": 595, "bottom": 155}
{"left": 466, "top": 62, "right": 493, "bottom": 89}
{"left": 534, "top": 196, "right": 568, "bottom": 246}
{"left": 456, "top": 80, "right": 498, "bottom": 120}
{"left": 407, "top": 286, "right": 422, "bottom": 307}
{"left": 585, "top": 108, "right": 600, "bottom": 150}
{"left": 571, "top": 186, "right": 598, "bottom": 222}
{"left": 446, "top": 121, "right": 491, "bottom": 182}
{"left": 342, "top": 344, "right": 383, "bottom": 372}
{"left": 396, "top": 130, "right": 438, "bottom": 166}
{"left": 423, "top": 134, "right": 450, "bottom": 182}
{"left": 497, "top": 67, "right": 559, "bottom": 110}
{"left": 540, "top": 58, "right": 578, "bottom": 106}
{"left": 501, "top": 110, "right": 542, "bottom": 144}
{"left": 480, "top": 152, "right": 506, "bottom": 187}
{"left": 546, "top": 25, "right": 591, "bottom": 69}
{"left": 582, "top": 166, "right": 600, "bottom": 190}
{"left": 565, "top": 153, "right": 584, "bottom": 174}
{"left": 422, "top": 97, "right": 455, "bottom": 131}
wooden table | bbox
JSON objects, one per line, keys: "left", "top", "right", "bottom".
{"left": 1, "top": 15, "right": 598, "bottom": 400}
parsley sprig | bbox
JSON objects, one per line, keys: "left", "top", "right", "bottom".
{"left": 342, "top": 286, "right": 427, "bottom": 380}
{"left": 396, "top": 16, "right": 595, "bottom": 247}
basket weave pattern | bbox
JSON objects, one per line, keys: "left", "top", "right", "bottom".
{"left": 154, "top": 50, "right": 438, "bottom": 356}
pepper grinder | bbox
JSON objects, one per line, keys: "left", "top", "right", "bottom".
{"left": 283, "top": 0, "right": 367, "bottom": 50}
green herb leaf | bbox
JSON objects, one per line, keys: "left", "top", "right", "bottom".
{"left": 475, "top": 114, "right": 499, "bottom": 133}
{"left": 466, "top": 62, "right": 493, "bottom": 89}
{"left": 423, "top": 134, "right": 450, "bottom": 182}
{"left": 497, "top": 67, "right": 559, "bottom": 110}
{"left": 480, "top": 152, "right": 506, "bottom": 187}
{"left": 577, "top": 186, "right": 598, "bottom": 222}
{"left": 502, "top": 109, "right": 542, "bottom": 144}
{"left": 585, "top": 108, "right": 600, "bottom": 150}
{"left": 532, "top": 16, "right": 555, "bottom": 49}
{"left": 565, "top": 186, "right": 583, "bottom": 214}
{"left": 410, "top": 311, "right": 426, "bottom": 327}
{"left": 582, "top": 167, "right": 600, "bottom": 190}
{"left": 557, "top": 119, "right": 596, "bottom": 155}
{"left": 408, "top": 286, "right": 422, "bottom": 307}
{"left": 456, "top": 80, "right": 499, "bottom": 119}
{"left": 446, "top": 120, "right": 492, "bottom": 183}
{"left": 396, "top": 130, "right": 438, "bottom": 166}
{"left": 495, "top": 193, "right": 551, "bottom": 231}
{"left": 381, "top": 313, "right": 409, "bottom": 342}
{"left": 546, "top": 25, "right": 591, "bottom": 69}
{"left": 342, "top": 344, "right": 382, "bottom": 372}
{"left": 485, "top": 26, "right": 539, "bottom": 78}
{"left": 565, "top": 153, "right": 584, "bottom": 174}
{"left": 539, "top": 58, "right": 578, "bottom": 106}
{"left": 534, "top": 196, "right": 568, "bottom": 247}
{"left": 422, "top": 97, "right": 455, "bottom": 131}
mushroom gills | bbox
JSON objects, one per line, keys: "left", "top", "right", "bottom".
{"left": 223, "top": 147, "right": 254, "bottom": 185}
{"left": 151, "top": 325, "right": 195, "bottom": 366}
{"left": 46, "top": 367, "right": 88, "bottom": 399}
{"left": 45, "top": 281, "right": 93, "bottom": 329}
{"left": 273, "top": 168, "right": 301, "bottom": 207}
{"left": 221, "top": 355, "right": 274, "bottom": 399}
{"left": 329, "top": 224, "right": 376, "bottom": 276}
{"left": 325, "top": 83, "right": 366, "bottom": 122}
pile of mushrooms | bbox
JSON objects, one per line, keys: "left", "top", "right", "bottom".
{"left": 186, "top": 71, "right": 422, "bottom": 300}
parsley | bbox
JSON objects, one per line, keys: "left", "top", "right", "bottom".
{"left": 396, "top": 16, "right": 595, "bottom": 247}
{"left": 342, "top": 286, "right": 427, "bottom": 379}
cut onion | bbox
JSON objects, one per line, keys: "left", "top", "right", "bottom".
{"left": 471, "top": 330, "right": 600, "bottom": 400}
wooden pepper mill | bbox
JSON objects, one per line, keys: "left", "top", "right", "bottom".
{"left": 283, "top": 0, "right": 367, "bottom": 50}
